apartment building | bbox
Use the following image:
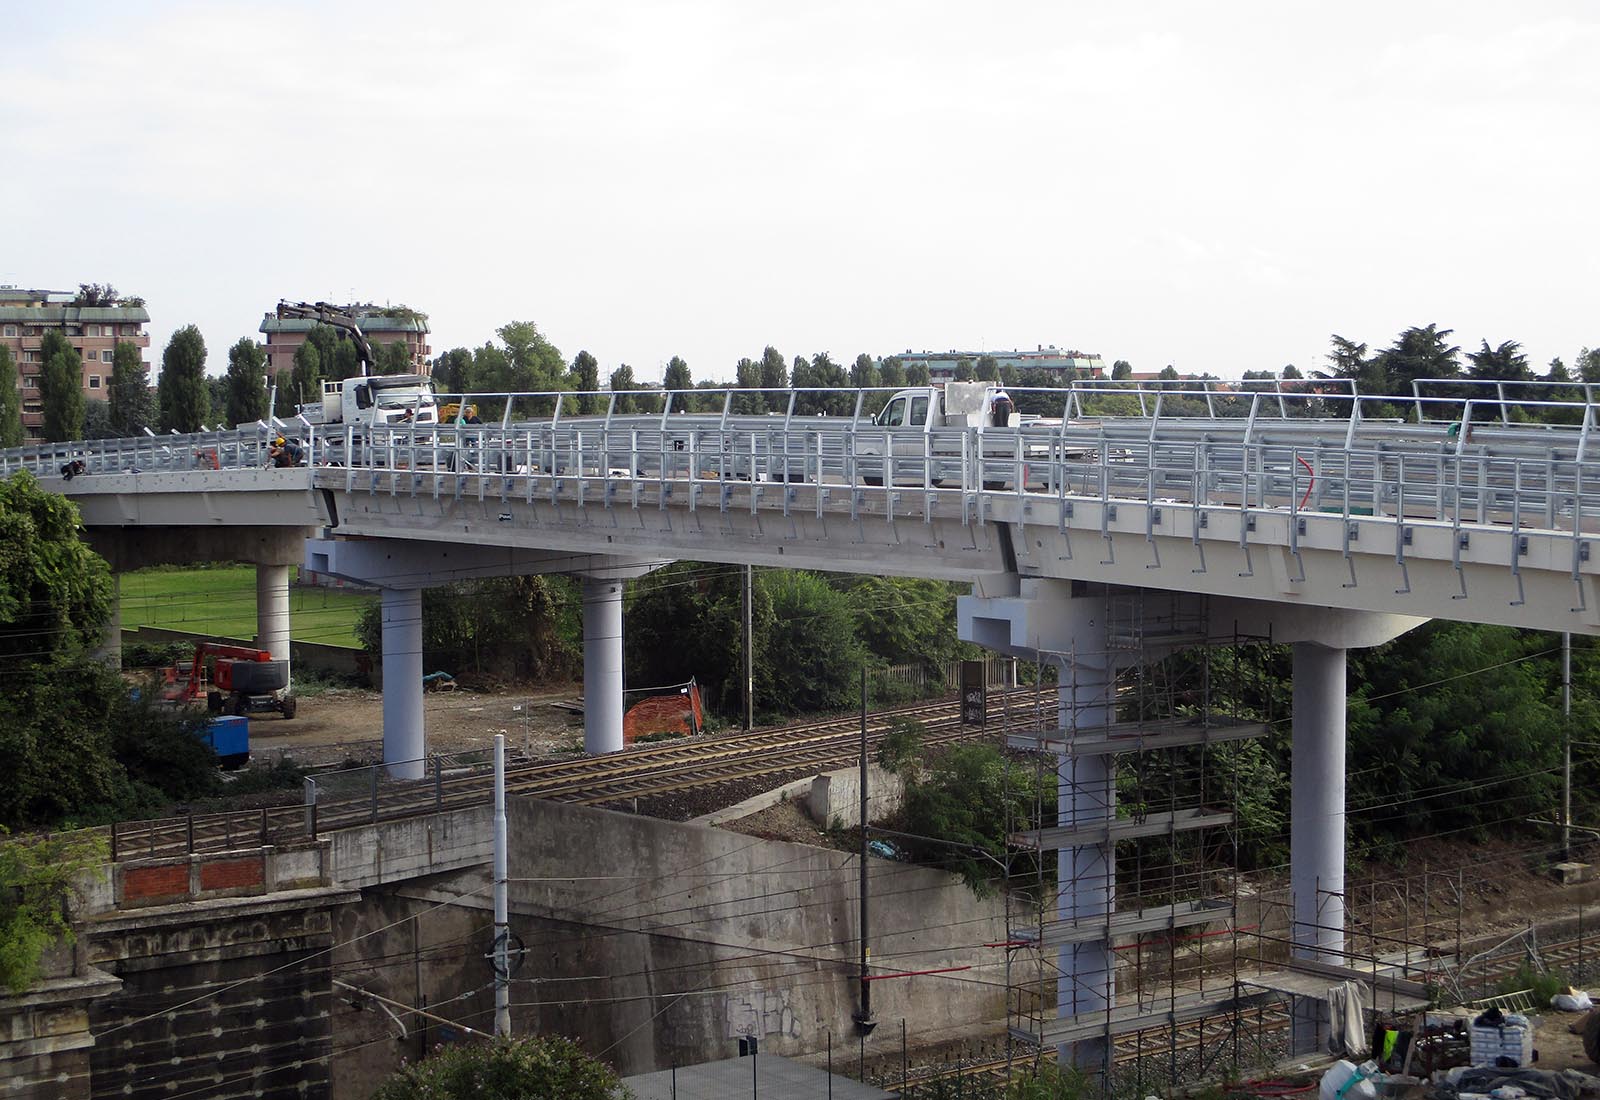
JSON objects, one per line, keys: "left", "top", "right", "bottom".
{"left": 258, "top": 304, "right": 431, "bottom": 378}
{"left": 895, "top": 345, "right": 1107, "bottom": 381}
{"left": 0, "top": 287, "right": 152, "bottom": 441}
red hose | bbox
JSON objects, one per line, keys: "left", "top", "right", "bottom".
{"left": 1296, "top": 455, "right": 1314, "bottom": 509}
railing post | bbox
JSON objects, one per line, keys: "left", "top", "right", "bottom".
{"left": 186, "top": 810, "right": 195, "bottom": 854}
{"left": 370, "top": 764, "right": 380, "bottom": 821}
{"left": 434, "top": 755, "right": 444, "bottom": 807}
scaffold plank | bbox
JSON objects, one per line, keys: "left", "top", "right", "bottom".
{"left": 1017, "top": 898, "right": 1234, "bottom": 948}
{"left": 1006, "top": 718, "right": 1268, "bottom": 756}
{"left": 1012, "top": 986, "right": 1274, "bottom": 1047}
{"left": 1012, "top": 808, "right": 1234, "bottom": 851}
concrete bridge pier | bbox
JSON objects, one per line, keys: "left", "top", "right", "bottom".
{"left": 1290, "top": 640, "right": 1347, "bottom": 1049}
{"left": 381, "top": 587, "right": 426, "bottom": 779}
{"left": 303, "top": 536, "right": 665, "bottom": 774}
{"left": 958, "top": 578, "right": 1121, "bottom": 1070}
{"left": 580, "top": 575, "right": 625, "bottom": 754}
{"left": 256, "top": 563, "right": 291, "bottom": 685}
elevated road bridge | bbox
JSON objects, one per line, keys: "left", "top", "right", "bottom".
{"left": 5, "top": 378, "right": 1595, "bottom": 1065}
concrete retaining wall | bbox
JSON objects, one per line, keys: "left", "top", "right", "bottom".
{"left": 121, "top": 625, "right": 373, "bottom": 680}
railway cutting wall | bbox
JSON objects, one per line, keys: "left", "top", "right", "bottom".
{"left": 1, "top": 794, "right": 1012, "bottom": 1099}
{"left": 326, "top": 796, "right": 1014, "bottom": 1096}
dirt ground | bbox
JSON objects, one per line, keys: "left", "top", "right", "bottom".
{"left": 249, "top": 681, "right": 587, "bottom": 766}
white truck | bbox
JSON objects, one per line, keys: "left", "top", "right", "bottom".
{"left": 855, "top": 381, "right": 1048, "bottom": 487}
{"left": 299, "top": 374, "right": 439, "bottom": 430}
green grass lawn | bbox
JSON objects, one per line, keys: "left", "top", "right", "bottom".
{"left": 119, "top": 566, "right": 376, "bottom": 649}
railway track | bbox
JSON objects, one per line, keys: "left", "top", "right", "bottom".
{"left": 109, "top": 689, "right": 1056, "bottom": 861}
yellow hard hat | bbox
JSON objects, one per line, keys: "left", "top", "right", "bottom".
{"left": 274, "top": 435, "right": 286, "bottom": 446}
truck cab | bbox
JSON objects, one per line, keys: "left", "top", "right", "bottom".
{"left": 331, "top": 375, "right": 438, "bottom": 427}
{"left": 859, "top": 382, "right": 1037, "bottom": 487}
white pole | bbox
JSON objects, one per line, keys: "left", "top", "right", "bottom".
{"left": 493, "top": 732, "right": 510, "bottom": 1037}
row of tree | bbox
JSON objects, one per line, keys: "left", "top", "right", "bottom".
{"left": 351, "top": 562, "right": 968, "bottom": 719}
{"left": 0, "top": 321, "right": 421, "bottom": 445}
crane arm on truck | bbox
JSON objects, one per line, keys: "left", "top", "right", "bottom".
{"left": 275, "top": 301, "right": 375, "bottom": 377}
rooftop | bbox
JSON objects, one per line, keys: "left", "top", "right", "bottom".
{"left": 260, "top": 308, "right": 429, "bottom": 336}
{"left": 0, "top": 305, "right": 151, "bottom": 323}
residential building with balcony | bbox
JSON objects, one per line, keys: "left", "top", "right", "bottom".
{"left": 0, "top": 287, "right": 152, "bottom": 442}
{"left": 258, "top": 305, "right": 431, "bottom": 379}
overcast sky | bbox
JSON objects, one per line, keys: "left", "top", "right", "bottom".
{"left": 2, "top": 1, "right": 1595, "bottom": 383}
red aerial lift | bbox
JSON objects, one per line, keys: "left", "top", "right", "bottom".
{"left": 159, "top": 642, "right": 296, "bottom": 719}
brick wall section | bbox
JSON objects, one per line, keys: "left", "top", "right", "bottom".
{"left": 122, "top": 864, "right": 188, "bottom": 903}
{"left": 199, "top": 856, "right": 264, "bottom": 892}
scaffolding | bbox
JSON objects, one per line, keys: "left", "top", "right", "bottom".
{"left": 994, "top": 588, "right": 1438, "bottom": 1094}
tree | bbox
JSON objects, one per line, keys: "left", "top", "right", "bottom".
{"left": 0, "top": 346, "right": 21, "bottom": 448}
{"left": 898, "top": 742, "right": 1050, "bottom": 892}
{"left": 1281, "top": 363, "right": 1304, "bottom": 380}
{"left": 663, "top": 355, "right": 692, "bottom": 402}
{"left": 1368, "top": 324, "right": 1460, "bottom": 396}
{"left": 39, "top": 335, "right": 85, "bottom": 443}
{"left": 433, "top": 347, "right": 474, "bottom": 395}
{"left": 850, "top": 353, "right": 880, "bottom": 390}
{"left": 1547, "top": 357, "right": 1572, "bottom": 383}
{"left": 732, "top": 357, "right": 763, "bottom": 414}
{"left": 0, "top": 827, "right": 106, "bottom": 992}
{"left": 953, "top": 358, "right": 976, "bottom": 382}
{"left": 0, "top": 471, "right": 220, "bottom": 831}
{"left": 975, "top": 355, "right": 1000, "bottom": 382}
{"left": 759, "top": 346, "right": 788, "bottom": 412}
{"left": 107, "top": 341, "right": 153, "bottom": 437}
{"left": 1111, "top": 359, "right": 1132, "bottom": 380}
{"left": 836, "top": 575, "right": 961, "bottom": 674}
{"left": 571, "top": 350, "right": 600, "bottom": 413}
{"left": 1465, "top": 339, "right": 1531, "bottom": 382}
{"left": 372, "top": 1036, "right": 628, "bottom": 1100}
{"left": 287, "top": 339, "right": 322, "bottom": 415}
{"left": 905, "top": 361, "right": 931, "bottom": 386}
{"left": 356, "top": 576, "right": 576, "bottom": 682}
{"left": 375, "top": 341, "right": 411, "bottom": 376}
{"left": 626, "top": 563, "right": 774, "bottom": 716}
{"left": 880, "top": 357, "right": 906, "bottom": 389}
{"left": 157, "top": 325, "right": 208, "bottom": 433}
{"left": 497, "top": 320, "right": 567, "bottom": 393}
{"left": 223, "top": 338, "right": 268, "bottom": 428}
{"left": 608, "top": 364, "right": 638, "bottom": 414}
{"left": 762, "top": 570, "right": 865, "bottom": 711}
{"left": 70, "top": 283, "right": 119, "bottom": 307}
{"left": 1579, "top": 348, "right": 1600, "bottom": 385}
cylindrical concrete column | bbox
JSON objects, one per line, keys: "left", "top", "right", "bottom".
{"left": 381, "top": 587, "right": 425, "bottom": 780}
{"left": 256, "top": 564, "right": 291, "bottom": 684}
{"left": 94, "top": 573, "right": 122, "bottom": 666}
{"left": 1058, "top": 650, "right": 1117, "bottom": 1071}
{"left": 582, "top": 577, "right": 625, "bottom": 754}
{"left": 1290, "top": 641, "right": 1347, "bottom": 1051}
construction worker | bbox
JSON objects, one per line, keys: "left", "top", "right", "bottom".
{"left": 268, "top": 435, "right": 304, "bottom": 468}
{"left": 991, "top": 388, "right": 1015, "bottom": 428}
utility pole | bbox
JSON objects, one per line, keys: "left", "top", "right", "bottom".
{"left": 1564, "top": 631, "right": 1572, "bottom": 861}
{"left": 493, "top": 733, "right": 510, "bottom": 1037}
{"left": 853, "top": 668, "right": 876, "bottom": 1035}
{"left": 744, "top": 564, "right": 754, "bottom": 730}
